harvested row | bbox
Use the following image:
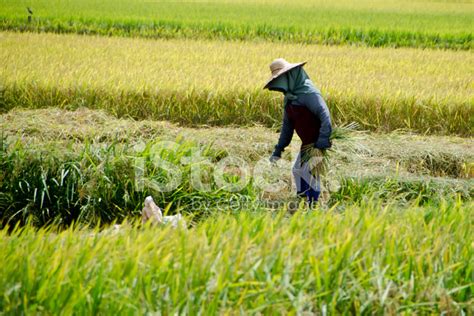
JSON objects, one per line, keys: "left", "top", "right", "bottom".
{"left": 1, "top": 32, "right": 472, "bottom": 135}
{"left": 4, "top": 108, "right": 473, "bottom": 180}
{"left": 1, "top": 0, "right": 472, "bottom": 49}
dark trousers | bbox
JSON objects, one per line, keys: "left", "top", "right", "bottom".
{"left": 292, "top": 152, "right": 321, "bottom": 204}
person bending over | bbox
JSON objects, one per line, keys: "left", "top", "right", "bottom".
{"left": 265, "top": 58, "right": 332, "bottom": 205}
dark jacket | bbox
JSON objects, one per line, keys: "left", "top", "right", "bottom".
{"left": 272, "top": 93, "right": 332, "bottom": 157}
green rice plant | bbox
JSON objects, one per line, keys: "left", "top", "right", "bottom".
{"left": 1, "top": 32, "right": 472, "bottom": 134}
{"left": 0, "top": 0, "right": 472, "bottom": 49}
{"left": 0, "top": 200, "right": 472, "bottom": 314}
{"left": 0, "top": 135, "right": 256, "bottom": 227}
{"left": 330, "top": 175, "right": 473, "bottom": 205}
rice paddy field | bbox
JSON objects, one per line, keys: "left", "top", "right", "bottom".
{"left": 0, "top": 0, "right": 473, "bottom": 314}
{"left": 1, "top": 32, "right": 473, "bottom": 134}
{"left": 1, "top": 0, "right": 473, "bottom": 49}
{"left": 1, "top": 204, "right": 472, "bottom": 314}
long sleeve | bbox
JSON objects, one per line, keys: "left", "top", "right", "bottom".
{"left": 272, "top": 109, "right": 294, "bottom": 157}
{"left": 303, "top": 93, "right": 332, "bottom": 149}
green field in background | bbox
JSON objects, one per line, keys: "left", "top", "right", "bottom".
{"left": 1, "top": 0, "right": 472, "bottom": 48}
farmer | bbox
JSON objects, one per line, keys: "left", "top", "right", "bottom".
{"left": 265, "top": 58, "right": 332, "bottom": 205}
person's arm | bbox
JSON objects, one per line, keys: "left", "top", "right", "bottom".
{"left": 272, "top": 110, "right": 294, "bottom": 158}
{"left": 304, "top": 93, "right": 332, "bottom": 149}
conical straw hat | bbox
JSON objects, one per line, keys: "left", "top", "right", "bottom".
{"left": 264, "top": 58, "right": 307, "bottom": 89}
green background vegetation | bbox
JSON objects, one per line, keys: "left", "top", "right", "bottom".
{"left": 1, "top": 0, "right": 473, "bottom": 49}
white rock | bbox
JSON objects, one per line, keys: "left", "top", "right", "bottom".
{"left": 142, "top": 196, "right": 163, "bottom": 224}
{"left": 142, "top": 196, "right": 186, "bottom": 229}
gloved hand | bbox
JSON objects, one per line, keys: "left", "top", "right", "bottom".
{"left": 314, "top": 138, "right": 332, "bottom": 150}
{"left": 269, "top": 155, "right": 280, "bottom": 163}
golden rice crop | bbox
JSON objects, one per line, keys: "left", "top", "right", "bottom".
{"left": 1, "top": 32, "right": 471, "bottom": 100}
{"left": 1, "top": 32, "right": 472, "bottom": 134}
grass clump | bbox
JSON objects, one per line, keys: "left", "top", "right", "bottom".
{"left": 405, "top": 152, "right": 472, "bottom": 178}
{"left": 0, "top": 136, "right": 255, "bottom": 228}
{"left": 329, "top": 176, "right": 473, "bottom": 206}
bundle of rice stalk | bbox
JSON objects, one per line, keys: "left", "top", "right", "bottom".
{"left": 301, "top": 122, "right": 359, "bottom": 175}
